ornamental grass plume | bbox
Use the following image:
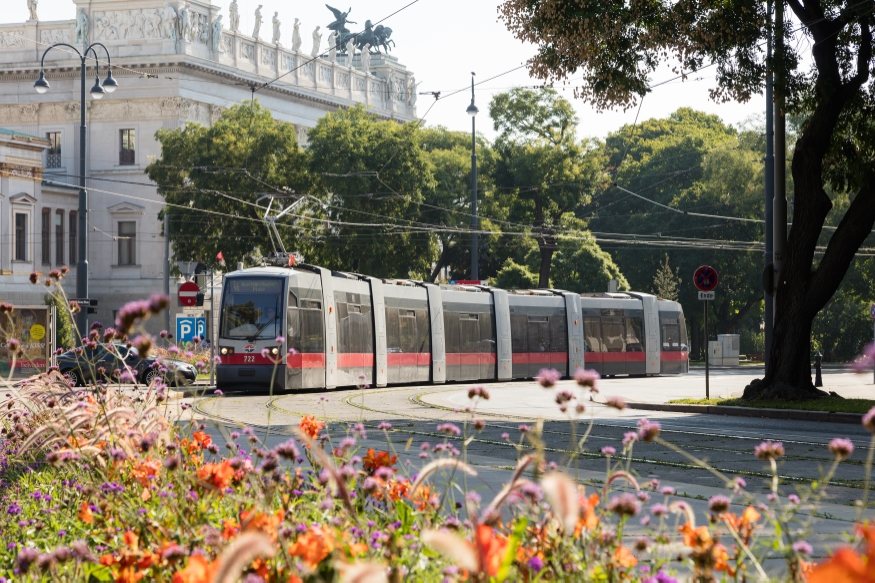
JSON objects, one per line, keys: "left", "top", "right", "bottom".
{"left": 541, "top": 472, "right": 579, "bottom": 534}
{"left": 213, "top": 532, "right": 275, "bottom": 583}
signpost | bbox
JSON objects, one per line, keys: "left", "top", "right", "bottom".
{"left": 178, "top": 281, "right": 200, "bottom": 307}
{"left": 694, "top": 266, "right": 719, "bottom": 399}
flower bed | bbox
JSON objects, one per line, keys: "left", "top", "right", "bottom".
{"left": 1, "top": 286, "right": 875, "bottom": 581}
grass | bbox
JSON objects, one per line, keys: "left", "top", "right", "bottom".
{"left": 668, "top": 397, "right": 875, "bottom": 414}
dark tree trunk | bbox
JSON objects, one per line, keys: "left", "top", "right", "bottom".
{"left": 532, "top": 190, "right": 556, "bottom": 288}
{"left": 744, "top": 4, "right": 875, "bottom": 401}
{"left": 429, "top": 238, "right": 453, "bottom": 282}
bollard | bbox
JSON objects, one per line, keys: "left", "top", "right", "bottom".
{"left": 814, "top": 350, "right": 823, "bottom": 387}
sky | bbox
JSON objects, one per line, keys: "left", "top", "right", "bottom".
{"left": 7, "top": 0, "right": 765, "bottom": 140}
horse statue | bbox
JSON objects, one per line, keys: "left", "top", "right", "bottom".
{"left": 373, "top": 25, "right": 394, "bottom": 53}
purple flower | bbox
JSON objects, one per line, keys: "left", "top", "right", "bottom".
{"left": 275, "top": 336, "right": 285, "bottom": 343}
{"left": 601, "top": 446, "right": 616, "bottom": 456}
{"left": 622, "top": 432, "right": 638, "bottom": 447}
{"left": 7, "top": 503, "right": 21, "bottom": 516}
{"left": 214, "top": 389, "right": 224, "bottom": 396}
{"left": 501, "top": 432, "right": 510, "bottom": 440}
{"left": 792, "top": 540, "right": 813, "bottom": 555}
{"left": 659, "top": 486, "right": 676, "bottom": 495}
{"left": 637, "top": 418, "right": 661, "bottom": 442}
{"left": 754, "top": 440, "right": 785, "bottom": 461}
{"left": 118, "top": 370, "right": 136, "bottom": 384}
{"left": 829, "top": 437, "right": 855, "bottom": 460}
{"left": 377, "top": 422, "right": 393, "bottom": 431}
{"left": 436, "top": 423, "right": 461, "bottom": 437}
{"left": 708, "top": 495, "right": 731, "bottom": 514}
{"left": 15, "top": 547, "right": 39, "bottom": 574}
{"left": 527, "top": 556, "right": 544, "bottom": 572}
{"left": 518, "top": 424, "right": 530, "bottom": 433}
{"left": 536, "top": 368, "right": 561, "bottom": 388}
{"left": 574, "top": 367, "right": 600, "bottom": 389}
{"left": 608, "top": 493, "right": 641, "bottom": 517}
{"left": 651, "top": 503, "right": 669, "bottom": 516}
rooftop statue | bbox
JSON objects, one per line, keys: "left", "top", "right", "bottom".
{"left": 253, "top": 5, "right": 263, "bottom": 40}
{"left": 27, "top": 0, "right": 38, "bottom": 22}
{"left": 326, "top": 5, "right": 356, "bottom": 36}
{"left": 74, "top": 8, "right": 88, "bottom": 44}
{"left": 229, "top": 0, "right": 239, "bottom": 33}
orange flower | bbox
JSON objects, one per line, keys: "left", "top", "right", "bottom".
{"left": 222, "top": 519, "right": 240, "bottom": 541}
{"left": 408, "top": 484, "right": 439, "bottom": 511}
{"left": 288, "top": 526, "right": 335, "bottom": 569}
{"left": 131, "top": 459, "right": 161, "bottom": 488}
{"left": 574, "top": 492, "right": 600, "bottom": 536}
{"left": 124, "top": 531, "right": 139, "bottom": 551}
{"left": 680, "top": 523, "right": 713, "bottom": 550}
{"left": 362, "top": 449, "right": 397, "bottom": 475}
{"left": 388, "top": 478, "right": 410, "bottom": 502}
{"left": 172, "top": 555, "right": 218, "bottom": 583}
{"left": 613, "top": 546, "right": 638, "bottom": 569}
{"left": 241, "top": 509, "right": 286, "bottom": 542}
{"left": 475, "top": 525, "right": 508, "bottom": 577}
{"left": 116, "top": 566, "right": 147, "bottom": 583}
{"left": 287, "top": 576, "right": 304, "bottom": 583}
{"left": 192, "top": 431, "right": 212, "bottom": 450}
{"left": 299, "top": 416, "right": 325, "bottom": 440}
{"left": 197, "top": 460, "right": 236, "bottom": 490}
{"left": 78, "top": 501, "right": 94, "bottom": 524}
{"left": 809, "top": 525, "right": 875, "bottom": 583}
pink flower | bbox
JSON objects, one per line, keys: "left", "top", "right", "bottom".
{"left": 601, "top": 446, "right": 616, "bottom": 456}
{"left": 622, "top": 432, "right": 638, "bottom": 447}
{"left": 754, "top": 440, "right": 785, "bottom": 461}
{"left": 708, "top": 495, "right": 731, "bottom": 514}
{"left": 636, "top": 418, "right": 661, "bottom": 442}
{"left": 829, "top": 437, "right": 855, "bottom": 460}
{"left": 863, "top": 407, "right": 875, "bottom": 433}
{"left": 574, "top": 368, "right": 600, "bottom": 389}
{"left": 536, "top": 368, "right": 561, "bottom": 388}
{"left": 605, "top": 396, "right": 626, "bottom": 410}
{"left": 607, "top": 493, "right": 641, "bottom": 517}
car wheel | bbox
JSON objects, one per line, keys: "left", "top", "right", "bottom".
{"left": 141, "top": 368, "right": 162, "bottom": 386}
{"left": 65, "top": 369, "right": 81, "bottom": 387}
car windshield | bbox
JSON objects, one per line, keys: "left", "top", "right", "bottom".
{"left": 220, "top": 277, "right": 284, "bottom": 340}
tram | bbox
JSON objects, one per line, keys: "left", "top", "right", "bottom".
{"left": 216, "top": 264, "right": 689, "bottom": 391}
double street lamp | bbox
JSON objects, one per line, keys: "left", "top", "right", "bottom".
{"left": 466, "top": 72, "right": 479, "bottom": 281}
{"left": 34, "top": 43, "right": 118, "bottom": 336}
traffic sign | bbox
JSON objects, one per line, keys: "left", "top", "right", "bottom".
{"left": 70, "top": 298, "right": 98, "bottom": 306}
{"left": 693, "top": 266, "right": 719, "bottom": 292}
{"left": 698, "top": 291, "right": 715, "bottom": 301}
{"left": 178, "top": 281, "right": 200, "bottom": 307}
{"left": 176, "top": 316, "right": 205, "bottom": 343}
{"left": 870, "top": 303, "right": 875, "bottom": 319}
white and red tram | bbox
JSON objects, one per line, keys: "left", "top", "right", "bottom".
{"left": 216, "top": 264, "right": 689, "bottom": 391}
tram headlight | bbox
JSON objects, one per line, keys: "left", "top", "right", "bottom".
{"left": 220, "top": 347, "right": 234, "bottom": 355}
{"left": 271, "top": 347, "right": 279, "bottom": 356}
{"left": 220, "top": 347, "right": 227, "bottom": 355}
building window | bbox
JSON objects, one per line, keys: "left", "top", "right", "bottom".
{"left": 55, "top": 210, "right": 64, "bottom": 266}
{"left": 14, "top": 213, "right": 27, "bottom": 261}
{"left": 41, "top": 208, "right": 50, "bottom": 264}
{"left": 46, "top": 132, "right": 62, "bottom": 169}
{"left": 118, "top": 221, "right": 136, "bottom": 265}
{"left": 69, "top": 211, "right": 77, "bottom": 265}
{"left": 119, "top": 129, "right": 135, "bottom": 166}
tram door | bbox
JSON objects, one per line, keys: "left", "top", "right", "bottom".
{"left": 459, "top": 314, "right": 481, "bottom": 381}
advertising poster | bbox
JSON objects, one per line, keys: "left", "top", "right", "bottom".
{"left": 0, "top": 306, "right": 52, "bottom": 378}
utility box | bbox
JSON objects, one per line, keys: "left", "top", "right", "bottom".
{"left": 717, "top": 334, "right": 740, "bottom": 366}
{"left": 708, "top": 341, "right": 723, "bottom": 365}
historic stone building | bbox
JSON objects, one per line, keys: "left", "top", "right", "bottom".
{"left": 0, "top": 0, "right": 418, "bottom": 335}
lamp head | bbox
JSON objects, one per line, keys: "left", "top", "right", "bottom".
{"left": 466, "top": 101, "right": 479, "bottom": 117}
{"left": 33, "top": 71, "right": 49, "bottom": 94}
{"left": 102, "top": 69, "right": 118, "bottom": 93}
{"left": 90, "top": 78, "right": 105, "bottom": 99}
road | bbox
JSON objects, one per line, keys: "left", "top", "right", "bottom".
{"left": 174, "top": 369, "right": 875, "bottom": 558}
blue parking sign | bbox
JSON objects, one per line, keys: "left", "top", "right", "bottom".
{"left": 176, "top": 316, "right": 205, "bottom": 343}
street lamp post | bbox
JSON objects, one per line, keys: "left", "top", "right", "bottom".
{"left": 35, "top": 43, "right": 118, "bottom": 337}
{"left": 466, "top": 72, "right": 479, "bottom": 281}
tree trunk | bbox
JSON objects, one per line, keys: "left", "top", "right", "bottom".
{"left": 744, "top": 10, "right": 875, "bottom": 401}
{"left": 532, "top": 190, "right": 556, "bottom": 288}
{"left": 429, "top": 239, "right": 453, "bottom": 282}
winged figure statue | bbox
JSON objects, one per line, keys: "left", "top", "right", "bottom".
{"left": 325, "top": 5, "right": 356, "bottom": 35}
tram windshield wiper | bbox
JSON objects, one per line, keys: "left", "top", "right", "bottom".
{"left": 246, "top": 315, "right": 279, "bottom": 342}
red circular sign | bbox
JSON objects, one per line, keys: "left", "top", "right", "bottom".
{"left": 178, "top": 281, "right": 200, "bottom": 307}
{"left": 693, "top": 266, "right": 719, "bottom": 292}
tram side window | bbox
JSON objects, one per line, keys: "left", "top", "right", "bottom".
{"left": 348, "top": 304, "right": 364, "bottom": 354}
{"left": 361, "top": 303, "right": 374, "bottom": 353}
{"left": 679, "top": 313, "right": 689, "bottom": 350}
{"left": 479, "top": 311, "right": 495, "bottom": 353}
{"left": 386, "top": 308, "right": 400, "bottom": 353}
{"left": 551, "top": 316, "right": 567, "bottom": 352}
{"left": 460, "top": 314, "right": 480, "bottom": 353}
{"left": 625, "top": 317, "right": 644, "bottom": 352}
{"left": 415, "top": 309, "right": 430, "bottom": 353}
{"left": 337, "top": 302, "right": 349, "bottom": 353}
{"left": 661, "top": 318, "right": 681, "bottom": 351}
{"left": 602, "top": 317, "right": 626, "bottom": 352}
{"left": 288, "top": 301, "right": 324, "bottom": 353}
{"left": 510, "top": 314, "right": 527, "bottom": 352}
{"left": 584, "top": 317, "right": 602, "bottom": 352}
{"left": 444, "top": 312, "right": 459, "bottom": 354}
{"left": 528, "top": 317, "right": 550, "bottom": 352}
{"left": 399, "top": 310, "right": 418, "bottom": 353}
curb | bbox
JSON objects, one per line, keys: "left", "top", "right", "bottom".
{"left": 625, "top": 402, "right": 863, "bottom": 425}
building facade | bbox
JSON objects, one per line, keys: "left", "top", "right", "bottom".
{"left": 0, "top": 0, "right": 418, "bottom": 336}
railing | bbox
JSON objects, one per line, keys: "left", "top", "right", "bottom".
{"left": 46, "top": 153, "right": 61, "bottom": 168}
{"left": 119, "top": 149, "right": 135, "bottom": 166}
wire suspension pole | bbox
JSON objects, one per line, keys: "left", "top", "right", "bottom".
{"left": 764, "top": 0, "right": 775, "bottom": 371}
{"left": 468, "top": 73, "right": 479, "bottom": 281}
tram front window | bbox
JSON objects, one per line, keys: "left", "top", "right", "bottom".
{"left": 221, "top": 278, "right": 284, "bottom": 340}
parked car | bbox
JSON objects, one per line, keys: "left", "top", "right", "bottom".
{"left": 57, "top": 343, "right": 197, "bottom": 387}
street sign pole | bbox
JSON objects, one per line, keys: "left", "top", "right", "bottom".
{"left": 210, "top": 270, "right": 216, "bottom": 388}
{"left": 704, "top": 299, "right": 709, "bottom": 399}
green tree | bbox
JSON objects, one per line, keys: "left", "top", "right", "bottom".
{"left": 499, "top": 0, "right": 875, "bottom": 399}
{"left": 46, "top": 293, "right": 76, "bottom": 350}
{"left": 419, "top": 127, "right": 498, "bottom": 281}
{"left": 146, "top": 101, "right": 311, "bottom": 270}
{"left": 489, "top": 88, "right": 609, "bottom": 287}
{"left": 652, "top": 254, "right": 681, "bottom": 301}
{"left": 306, "top": 106, "right": 437, "bottom": 278}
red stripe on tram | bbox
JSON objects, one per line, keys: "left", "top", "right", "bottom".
{"left": 660, "top": 352, "right": 688, "bottom": 361}
{"left": 337, "top": 353, "right": 377, "bottom": 368}
{"left": 286, "top": 353, "right": 327, "bottom": 369}
{"left": 512, "top": 352, "right": 569, "bottom": 365}
{"left": 386, "top": 353, "right": 431, "bottom": 367}
{"left": 584, "top": 352, "right": 646, "bottom": 363}
{"left": 445, "top": 353, "right": 497, "bottom": 366}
